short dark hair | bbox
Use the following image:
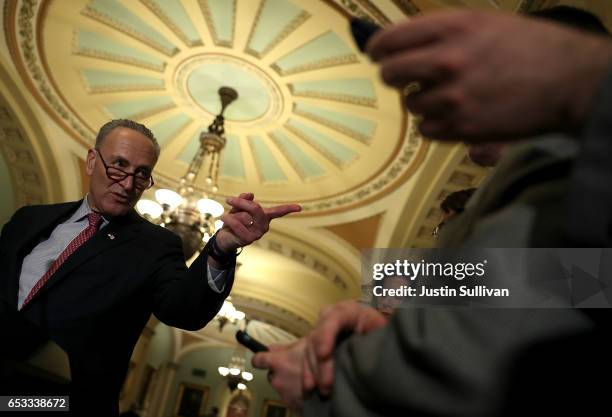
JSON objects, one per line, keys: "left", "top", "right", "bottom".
{"left": 440, "top": 188, "right": 477, "bottom": 214}
{"left": 95, "top": 119, "right": 160, "bottom": 157}
{"left": 529, "top": 6, "right": 610, "bottom": 36}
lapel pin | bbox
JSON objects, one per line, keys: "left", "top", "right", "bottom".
{"left": 107, "top": 233, "right": 115, "bottom": 240}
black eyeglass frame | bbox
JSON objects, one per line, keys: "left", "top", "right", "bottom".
{"left": 95, "top": 149, "right": 154, "bottom": 190}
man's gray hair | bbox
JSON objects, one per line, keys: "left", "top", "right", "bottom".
{"left": 95, "top": 119, "right": 161, "bottom": 158}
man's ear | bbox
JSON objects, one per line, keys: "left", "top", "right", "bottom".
{"left": 86, "top": 149, "right": 96, "bottom": 176}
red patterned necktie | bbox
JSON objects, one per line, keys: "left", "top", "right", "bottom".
{"left": 21, "top": 212, "right": 103, "bottom": 308}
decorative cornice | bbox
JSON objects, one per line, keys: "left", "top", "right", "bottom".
{"left": 327, "top": 0, "right": 372, "bottom": 23}
{"left": 355, "top": 0, "right": 391, "bottom": 25}
{"left": 329, "top": 0, "right": 418, "bottom": 22}
{"left": 140, "top": 0, "right": 202, "bottom": 48}
{"left": 7, "top": 0, "right": 95, "bottom": 146}
{"left": 391, "top": 0, "right": 421, "bottom": 16}
{"left": 231, "top": 294, "right": 312, "bottom": 336}
{"left": 0, "top": 100, "right": 46, "bottom": 207}
{"left": 259, "top": 228, "right": 358, "bottom": 292}
{"left": 0, "top": 40, "right": 64, "bottom": 206}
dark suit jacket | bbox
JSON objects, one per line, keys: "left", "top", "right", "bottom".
{"left": 0, "top": 201, "right": 234, "bottom": 415}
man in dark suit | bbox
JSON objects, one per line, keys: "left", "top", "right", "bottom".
{"left": 0, "top": 119, "right": 300, "bottom": 415}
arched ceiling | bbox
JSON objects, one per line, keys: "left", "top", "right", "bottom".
{"left": 0, "top": 60, "right": 65, "bottom": 219}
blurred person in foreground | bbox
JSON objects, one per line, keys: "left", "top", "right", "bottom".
{"left": 252, "top": 7, "right": 612, "bottom": 416}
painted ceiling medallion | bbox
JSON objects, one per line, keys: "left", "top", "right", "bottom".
{"left": 176, "top": 54, "right": 283, "bottom": 126}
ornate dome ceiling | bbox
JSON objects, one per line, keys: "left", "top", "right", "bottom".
{"left": 6, "top": 0, "right": 429, "bottom": 215}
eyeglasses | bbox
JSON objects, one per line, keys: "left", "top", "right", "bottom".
{"left": 95, "top": 149, "right": 154, "bottom": 190}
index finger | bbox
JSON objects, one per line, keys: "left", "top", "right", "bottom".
{"left": 264, "top": 204, "right": 302, "bottom": 220}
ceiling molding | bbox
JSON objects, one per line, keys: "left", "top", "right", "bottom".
{"left": 355, "top": 0, "right": 393, "bottom": 24}
{"left": 322, "top": 212, "right": 384, "bottom": 252}
{"left": 391, "top": 0, "right": 422, "bottom": 16}
{"left": 326, "top": 0, "right": 391, "bottom": 24}
{"left": 4, "top": 0, "right": 95, "bottom": 147}
{"left": 0, "top": 58, "right": 64, "bottom": 207}
{"left": 231, "top": 294, "right": 312, "bottom": 337}
{"left": 253, "top": 228, "right": 361, "bottom": 294}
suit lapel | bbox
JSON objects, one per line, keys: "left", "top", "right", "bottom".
{"left": 3, "top": 202, "right": 81, "bottom": 309}
{"left": 14, "top": 202, "right": 82, "bottom": 256}
{"left": 23, "top": 210, "right": 145, "bottom": 307}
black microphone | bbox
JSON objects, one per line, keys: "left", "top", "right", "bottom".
{"left": 236, "top": 330, "right": 269, "bottom": 353}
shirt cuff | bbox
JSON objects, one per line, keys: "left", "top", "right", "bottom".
{"left": 207, "top": 263, "right": 228, "bottom": 293}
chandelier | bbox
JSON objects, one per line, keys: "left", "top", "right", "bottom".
{"left": 217, "top": 296, "right": 246, "bottom": 331}
{"left": 218, "top": 348, "right": 253, "bottom": 391}
{"left": 137, "top": 87, "right": 239, "bottom": 259}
